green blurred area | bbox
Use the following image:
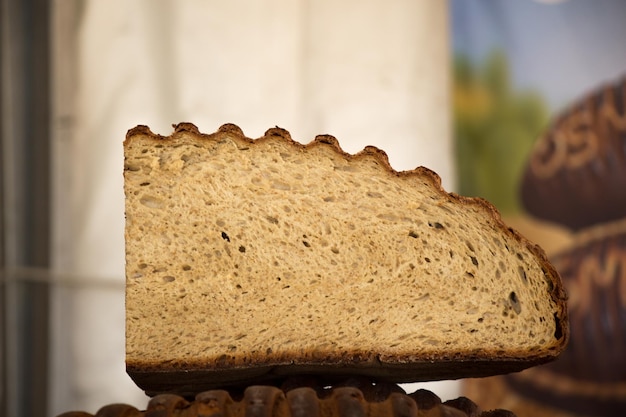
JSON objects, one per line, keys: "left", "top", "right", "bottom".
{"left": 454, "top": 50, "right": 549, "bottom": 214}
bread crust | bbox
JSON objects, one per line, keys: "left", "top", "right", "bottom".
{"left": 124, "top": 123, "right": 569, "bottom": 395}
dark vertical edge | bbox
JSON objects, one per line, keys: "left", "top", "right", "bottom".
{"left": 0, "top": 0, "right": 6, "bottom": 413}
{"left": 21, "top": 0, "right": 52, "bottom": 415}
{"left": 1, "top": 0, "right": 52, "bottom": 416}
{"left": 1, "top": 0, "right": 10, "bottom": 414}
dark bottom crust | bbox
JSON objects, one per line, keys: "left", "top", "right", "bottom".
{"left": 127, "top": 358, "right": 551, "bottom": 398}
{"left": 57, "top": 378, "right": 517, "bottom": 417}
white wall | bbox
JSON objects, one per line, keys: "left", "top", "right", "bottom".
{"left": 50, "top": 1, "right": 454, "bottom": 414}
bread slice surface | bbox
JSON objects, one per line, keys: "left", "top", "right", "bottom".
{"left": 124, "top": 123, "right": 568, "bottom": 395}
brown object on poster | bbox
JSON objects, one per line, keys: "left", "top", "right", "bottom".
{"left": 123, "top": 123, "right": 567, "bottom": 396}
{"left": 56, "top": 381, "right": 518, "bottom": 417}
{"left": 520, "top": 76, "right": 626, "bottom": 231}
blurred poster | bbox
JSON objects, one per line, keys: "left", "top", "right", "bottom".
{"left": 452, "top": 1, "right": 626, "bottom": 416}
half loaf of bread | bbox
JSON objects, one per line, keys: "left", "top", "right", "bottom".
{"left": 124, "top": 123, "right": 568, "bottom": 396}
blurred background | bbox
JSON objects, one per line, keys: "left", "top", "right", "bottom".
{"left": 1, "top": 0, "right": 625, "bottom": 416}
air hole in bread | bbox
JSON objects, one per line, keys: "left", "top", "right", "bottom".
{"left": 428, "top": 221, "right": 445, "bottom": 230}
{"left": 508, "top": 291, "right": 522, "bottom": 314}
{"left": 221, "top": 232, "right": 230, "bottom": 242}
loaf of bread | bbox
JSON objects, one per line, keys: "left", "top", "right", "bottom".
{"left": 124, "top": 123, "right": 568, "bottom": 396}
{"left": 57, "top": 380, "right": 518, "bottom": 417}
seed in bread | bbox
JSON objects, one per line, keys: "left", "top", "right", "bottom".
{"left": 123, "top": 123, "right": 568, "bottom": 396}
